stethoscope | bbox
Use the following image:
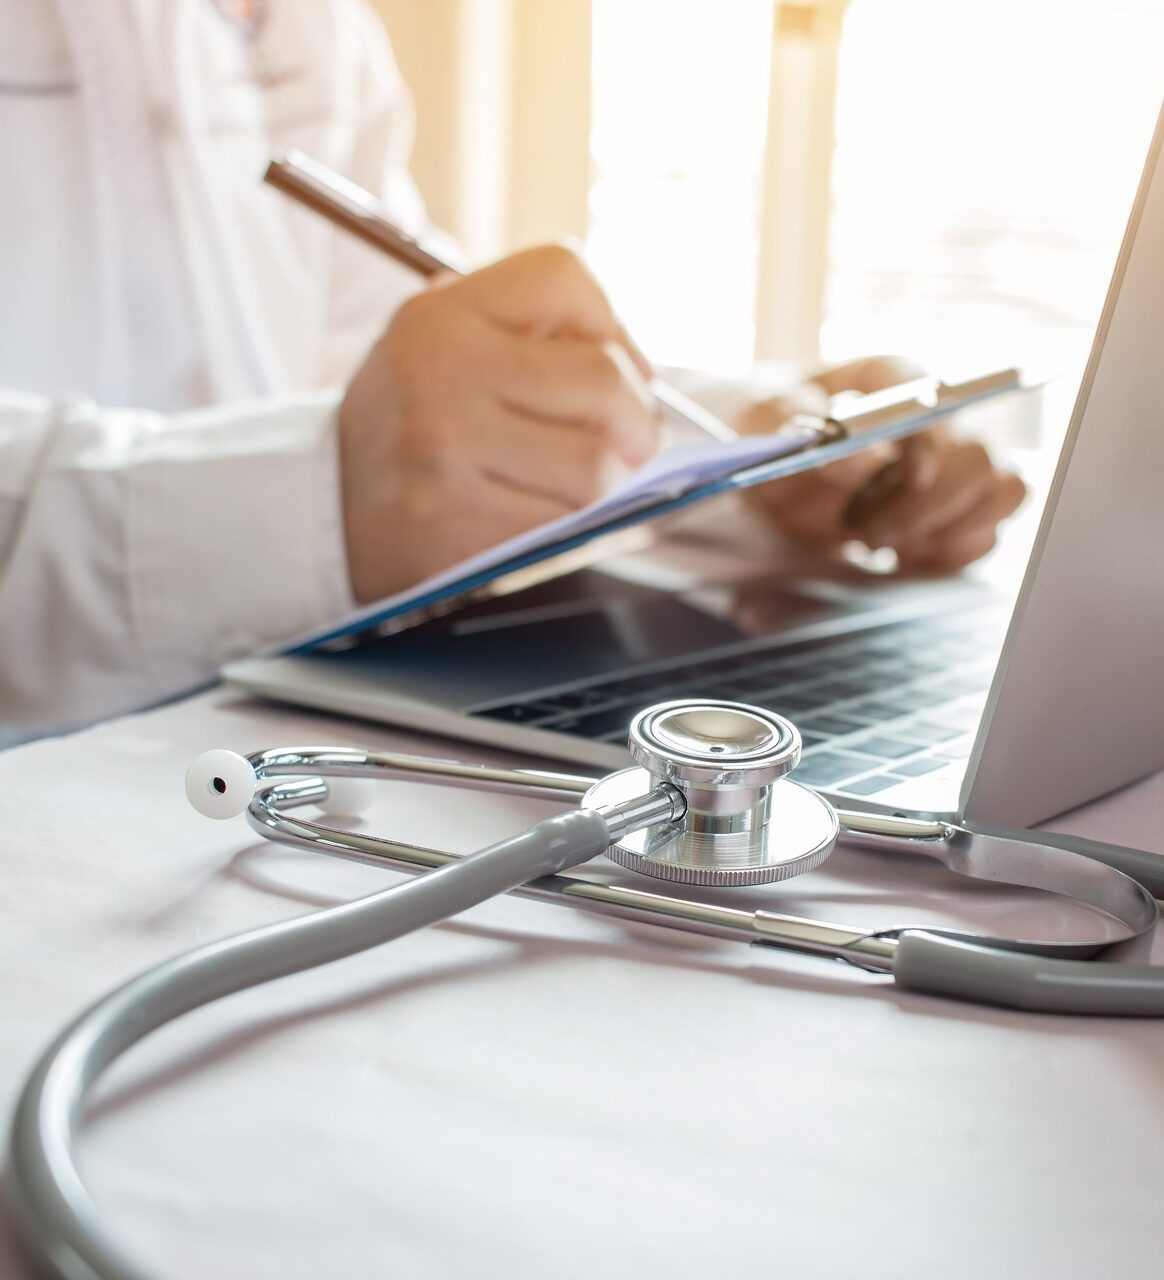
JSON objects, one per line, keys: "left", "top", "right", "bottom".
{"left": 10, "top": 700, "right": 1164, "bottom": 1280}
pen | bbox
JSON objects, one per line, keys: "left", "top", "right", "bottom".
{"left": 264, "top": 150, "right": 739, "bottom": 444}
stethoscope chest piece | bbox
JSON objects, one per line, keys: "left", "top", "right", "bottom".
{"left": 583, "top": 699, "right": 839, "bottom": 887}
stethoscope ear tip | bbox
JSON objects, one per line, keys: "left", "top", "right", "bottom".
{"left": 186, "top": 749, "right": 257, "bottom": 820}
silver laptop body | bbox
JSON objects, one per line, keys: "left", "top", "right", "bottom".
{"left": 227, "top": 104, "right": 1164, "bottom": 830}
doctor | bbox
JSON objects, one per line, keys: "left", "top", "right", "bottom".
{"left": 0, "top": 0, "right": 1023, "bottom": 739}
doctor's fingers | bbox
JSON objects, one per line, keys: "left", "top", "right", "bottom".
{"left": 813, "top": 422, "right": 951, "bottom": 496}
{"left": 859, "top": 443, "right": 1021, "bottom": 549}
{"left": 475, "top": 406, "right": 633, "bottom": 508}
{"left": 454, "top": 245, "right": 652, "bottom": 374}
{"left": 757, "top": 478, "right": 861, "bottom": 543}
{"left": 744, "top": 438, "right": 898, "bottom": 520}
{"left": 489, "top": 334, "right": 659, "bottom": 467}
{"left": 902, "top": 472, "right": 1028, "bottom": 569}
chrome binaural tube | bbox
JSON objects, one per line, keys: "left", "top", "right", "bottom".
{"left": 248, "top": 745, "right": 595, "bottom": 803}
{"left": 246, "top": 777, "right": 899, "bottom": 972}
{"left": 244, "top": 745, "right": 1156, "bottom": 965}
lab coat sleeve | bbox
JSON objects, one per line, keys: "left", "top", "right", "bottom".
{"left": 0, "top": 390, "right": 352, "bottom": 737}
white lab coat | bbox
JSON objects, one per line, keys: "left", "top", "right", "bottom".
{"left": 0, "top": 0, "right": 761, "bottom": 741}
{"left": 0, "top": 0, "right": 434, "bottom": 737}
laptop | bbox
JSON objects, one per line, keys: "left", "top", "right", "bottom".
{"left": 226, "top": 104, "right": 1164, "bottom": 831}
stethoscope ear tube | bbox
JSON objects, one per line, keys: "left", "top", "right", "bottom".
{"left": 7, "top": 807, "right": 620, "bottom": 1280}
{"left": 966, "top": 822, "right": 1164, "bottom": 902}
{"left": 894, "top": 931, "right": 1164, "bottom": 1016}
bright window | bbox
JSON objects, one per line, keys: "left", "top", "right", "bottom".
{"left": 587, "top": 0, "right": 1164, "bottom": 376}
{"left": 823, "top": 0, "right": 1164, "bottom": 373}
{"left": 587, "top": 0, "right": 773, "bottom": 372}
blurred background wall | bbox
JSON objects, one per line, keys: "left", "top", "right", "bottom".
{"left": 371, "top": 0, "right": 1164, "bottom": 382}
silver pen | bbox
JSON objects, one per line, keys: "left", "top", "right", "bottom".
{"left": 264, "top": 150, "right": 739, "bottom": 444}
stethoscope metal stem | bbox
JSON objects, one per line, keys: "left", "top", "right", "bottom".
{"left": 248, "top": 747, "right": 954, "bottom": 841}
{"left": 249, "top": 746, "right": 595, "bottom": 801}
{"left": 248, "top": 783, "right": 900, "bottom": 972}
{"left": 246, "top": 744, "right": 1157, "bottom": 962}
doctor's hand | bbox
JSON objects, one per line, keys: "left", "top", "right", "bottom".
{"left": 737, "top": 356, "right": 1026, "bottom": 572}
{"left": 337, "top": 245, "right": 659, "bottom": 603}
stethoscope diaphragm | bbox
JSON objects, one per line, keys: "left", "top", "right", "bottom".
{"left": 583, "top": 700, "right": 839, "bottom": 887}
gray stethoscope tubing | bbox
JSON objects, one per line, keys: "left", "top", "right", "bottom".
{"left": 8, "top": 703, "right": 1164, "bottom": 1280}
{"left": 8, "top": 796, "right": 675, "bottom": 1280}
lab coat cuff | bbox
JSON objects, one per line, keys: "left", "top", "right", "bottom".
{"left": 319, "top": 410, "right": 357, "bottom": 620}
{"left": 128, "top": 391, "right": 353, "bottom": 687}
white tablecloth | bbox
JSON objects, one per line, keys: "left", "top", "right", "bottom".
{"left": 2, "top": 689, "right": 1163, "bottom": 1280}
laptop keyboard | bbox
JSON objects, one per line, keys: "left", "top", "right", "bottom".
{"left": 473, "top": 610, "right": 1006, "bottom": 798}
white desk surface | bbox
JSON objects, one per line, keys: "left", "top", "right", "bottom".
{"left": 2, "top": 687, "right": 1163, "bottom": 1280}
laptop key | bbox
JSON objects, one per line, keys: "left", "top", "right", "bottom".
{"left": 541, "top": 689, "right": 614, "bottom": 711}
{"left": 943, "top": 704, "right": 985, "bottom": 730}
{"left": 836, "top": 773, "right": 903, "bottom": 796}
{"left": 888, "top": 690, "right": 950, "bottom": 714}
{"left": 712, "top": 674, "right": 784, "bottom": 698}
{"left": 842, "top": 697, "right": 917, "bottom": 720}
{"left": 479, "top": 702, "right": 560, "bottom": 724}
{"left": 808, "top": 679, "right": 877, "bottom": 701}
{"left": 756, "top": 691, "right": 824, "bottom": 713}
{"left": 926, "top": 675, "right": 985, "bottom": 700}
{"left": 584, "top": 677, "right": 657, "bottom": 699}
{"left": 680, "top": 659, "right": 736, "bottom": 678}
{"left": 848, "top": 735, "right": 927, "bottom": 760}
{"left": 901, "top": 656, "right": 951, "bottom": 675}
{"left": 747, "top": 654, "right": 809, "bottom": 676}
{"left": 890, "top": 755, "right": 947, "bottom": 777}
{"left": 797, "top": 712, "right": 871, "bottom": 737}
{"left": 548, "top": 704, "right": 642, "bottom": 740}
{"left": 895, "top": 720, "right": 959, "bottom": 745}
{"left": 790, "top": 750, "right": 878, "bottom": 788}
{"left": 785, "top": 662, "right": 835, "bottom": 683}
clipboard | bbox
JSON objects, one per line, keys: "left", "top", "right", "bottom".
{"left": 291, "top": 367, "right": 1031, "bottom": 654}
{"left": 259, "top": 151, "right": 1033, "bottom": 657}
